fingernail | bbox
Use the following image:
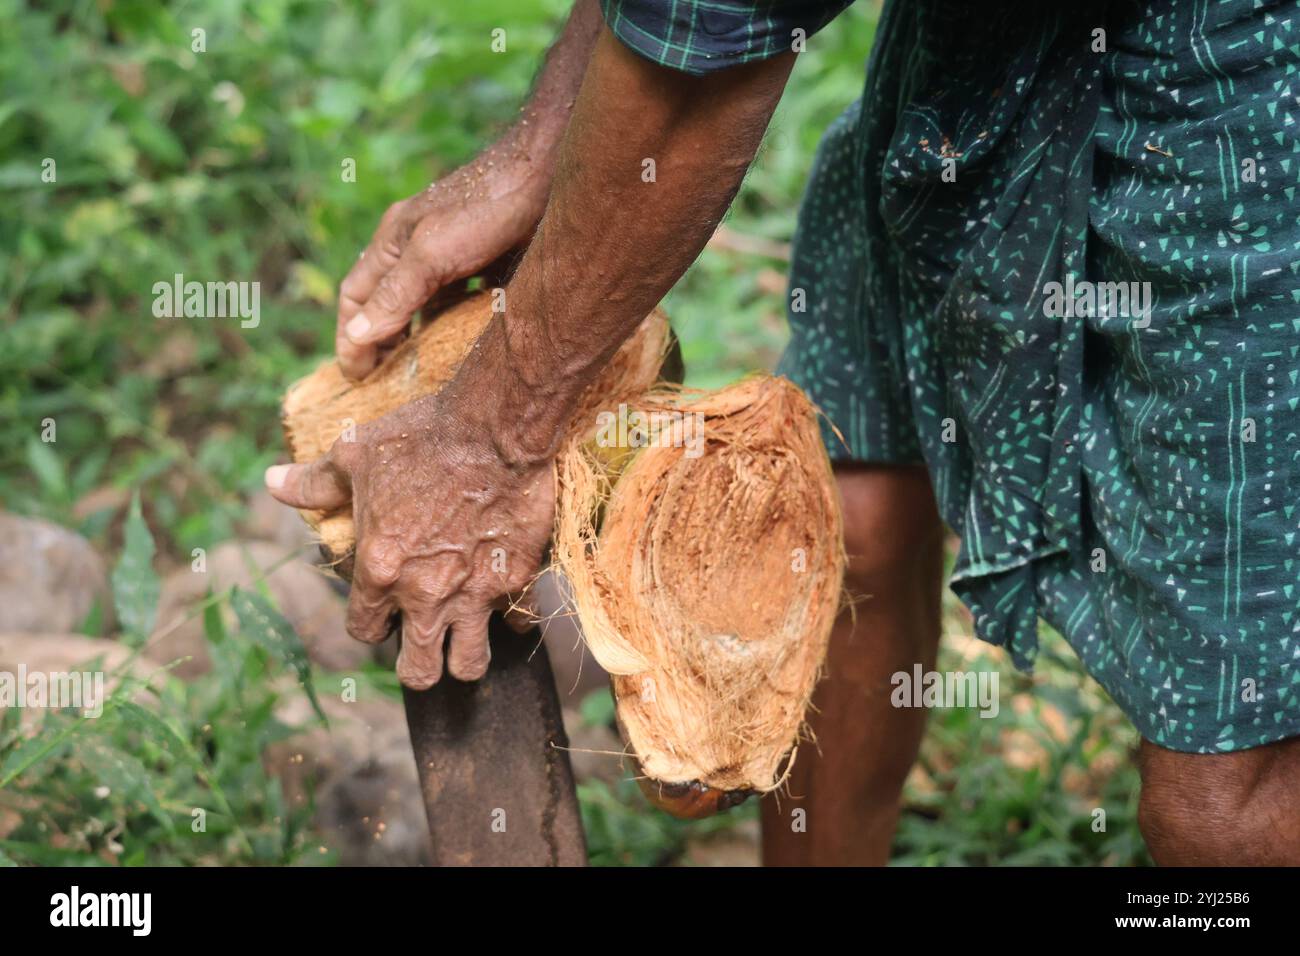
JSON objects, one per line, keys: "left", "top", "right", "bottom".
{"left": 345, "top": 313, "right": 371, "bottom": 342}
{"left": 265, "top": 464, "right": 291, "bottom": 489}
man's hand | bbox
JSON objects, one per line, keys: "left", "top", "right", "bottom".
{"left": 265, "top": 392, "right": 554, "bottom": 688}
{"left": 276, "top": 15, "right": 793, "bottom": 690}
{"left": 334, "top": 0, "right": 603, "bottom": 381}
{"left": 334, "top": 166, "right": 545, "bottom": 381}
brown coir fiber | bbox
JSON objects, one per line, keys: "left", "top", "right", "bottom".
{"left": 281, "top": 297, "right": 844, "bottom": 818}
{"left": 552, "top": 376, "right": 844, "bottom": 805}
{"left": 281, "top": 293, "right": 671, "bottom": 557}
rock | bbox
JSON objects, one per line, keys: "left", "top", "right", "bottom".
{"left": 0, "top": 633, "right": 141, "bottom": 731}
{"left": 240, "top": 488, "right": 320, "bottom": 553}
{"left": 560, "top": 706, "right": 627, "bottom": 786}
{"left": 677, "top": 818, "right": 761, "bottom": 867}
{"left": 268, "top": 687, "right": 430, "bottom": 866}
{"left": 147, "top": 540, "right": 370, "bottom": 678}
{"left": 0, "top": 631, "right": 133, "bottom": 677}
{"left": 0, "top": 513, "right": 112, "bottom": 635}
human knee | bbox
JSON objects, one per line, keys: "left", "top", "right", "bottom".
{"left": 837, "top": 463, "right": 944, "bottom": 594}
{"left": 1137, "top": 741, "right": 1296, "bottom": 865}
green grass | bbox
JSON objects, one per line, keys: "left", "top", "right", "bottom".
{"left": 0, "top": 0, "right": 1146, "bottom": 866}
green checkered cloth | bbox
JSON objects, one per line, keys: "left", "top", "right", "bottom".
{"left": 600, "top": 0, "right": 852, "bottom": 75}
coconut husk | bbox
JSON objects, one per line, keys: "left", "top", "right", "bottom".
{"left": 280, "top": 295, "right": 844, "bottom": 820}
{"left": 281, "top": 292, "right": 672, "bottom": 557}
{"left": 552, "top": 376, "right": 844, "bottom": 814}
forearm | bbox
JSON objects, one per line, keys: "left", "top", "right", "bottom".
{"left": 457, "top": 27, "right": 795, "bottom": 462}
{"left": 475, "top": 0, "right": 605, "bottom": 213}
{"left": 334, "top": 0, "right": 604, "bottom": 379}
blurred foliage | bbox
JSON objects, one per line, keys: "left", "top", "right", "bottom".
{"left": 0, "top": 0, "right": 1146, "bottom": 866}
{"left": 0, "top": 500, "right": 327, "bottom": 865}
{"left": 895, "top": 636, "right": 1148, "bottom": 866}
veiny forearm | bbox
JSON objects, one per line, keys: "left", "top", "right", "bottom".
{"left": 477, "top": 0, "right": 604, "bottom": 208}
{"left": 456, "top": 27, "right": 796, "bottom": 462}
{"left": 335, "top": 0, "right": 603, "bottom": 382}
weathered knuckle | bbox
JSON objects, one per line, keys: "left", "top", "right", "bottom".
{"left": 489, "top": 553, "right": 538, "bottom": 592}
{"left": 370, "top": 273, "right": 414, "bottom": 315}
{"left": 505, "top": 565, "right": 536, "bottom": 591}
{"left": 406, "top": 567, "right": 452, "bottom": 603}
{"left": 338, "top": 273, "right": 366, "bottom": 305}
{"left": 401, "top": 623, "right": 440, "bottom": 650}
{"left": 409, "top": 225, "right": 444, "bottom": 257}
{"left": 345, "top": 596, "right": 393, "bottom": 645}
{"left": 358, "top": 540, "right": 402, "bottom": 587}
{"left": 325, "top": 437, "right": 358, "bottom": 470}
{"left": 377, "top": 233, "right": 405, "bottom": 263}
{"left": 378, "top": 200, "right": 407, "bottom": 229}
{"left": 345, "top": 616, "right": 382, "bottom": 645}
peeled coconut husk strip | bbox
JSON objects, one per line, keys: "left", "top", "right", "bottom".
{"left": 281, "top": 292, "right": 672, "bottom": 558}
{"left": 552, "top": 376, "right": 844, "bottom": 817}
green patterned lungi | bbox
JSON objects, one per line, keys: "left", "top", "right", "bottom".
{"left": 600, "top": 0, "right": 1300, "bottom": 751}
{"left": 778, "top": 0, "right": 1300, "bottom": 751}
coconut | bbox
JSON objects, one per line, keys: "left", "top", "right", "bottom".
{"left": 552, "top": 376, "right": 844, "bottom": 817}
{"left": 281, "top": 295, "right": 845, "bottom": 821}
{"left": 281, "top": 292, "right": 672, "bottom": 557}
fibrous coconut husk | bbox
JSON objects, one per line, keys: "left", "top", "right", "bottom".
{"left": 281, "top": 292, "right": 671, "bottom": 557}
{"left": 552, "top": 376, "right": 844, "bottom": 816}
{"left": 280, "top": 295, "right": 844, "bottom": 820}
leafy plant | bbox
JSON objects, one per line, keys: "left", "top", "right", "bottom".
{"left": 0, "top": 494, "right": 327, "bottom": 865}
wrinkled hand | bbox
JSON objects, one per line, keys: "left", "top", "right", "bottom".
{"left": 336, "top": 157, "right": 546, "bottom": 381}
{"left": 264, "top": 394, "right": 554, "bottom": 688}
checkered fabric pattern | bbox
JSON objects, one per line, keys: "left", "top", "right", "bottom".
{"left": 600, "top": 0, "right": 853, "bottom": 75}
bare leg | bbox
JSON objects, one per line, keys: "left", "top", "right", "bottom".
{"left": 1138, "top": 736, "right": 1300, "bottom": 865}
{"left": 761, "top": 463, "right": 945, "bottom": 866}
